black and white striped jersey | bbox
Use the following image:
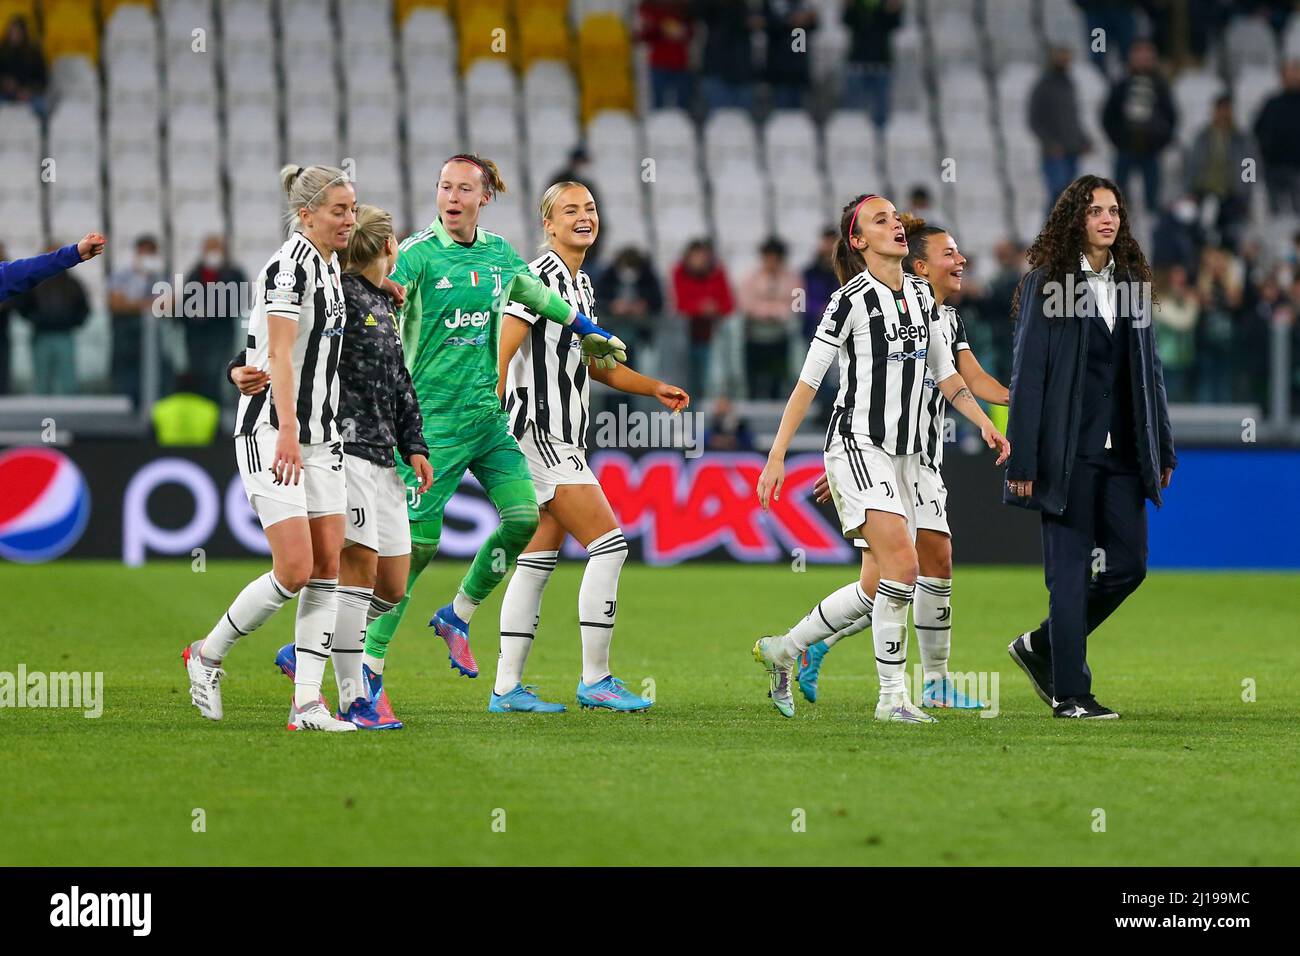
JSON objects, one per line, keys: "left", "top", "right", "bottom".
{"left": 236, "top": 231, "right": 348, "bottom": 444}
{"left": 918, "top": 303, "right": 972, "bottom": 471}
{"left": 502, "top": 249, "right": 595, "bottom": 449}
{"left": 799, "top": 268, "right": 957, "bottom": 456}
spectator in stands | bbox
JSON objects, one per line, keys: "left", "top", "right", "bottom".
{"left": 10, "top": 243, "right": 91, "bottom": 395}
{"left": 1184, "top": 93, "right": 1254, "bottom": 250}
{"left": 595, "top": 246, "right": 664, "bottom": 353}
{"left": 698, "top": 0, "right": 762, "bottom": 114}
{"left": 183, "top": 235, "right": 247, "bottom": 404}
{"left": 738, "top": 236, "right": 800, "bottom": 399}
{"left": 672, "top": 238, "right": 734, "bottom": 397}
{"left": 703, "top": 396, "right": 754, "bottom": 450}
{"left": 1029, "top": 45, "right": 1093, "bottom": 215}
{"left": 108, "top": 235, "right": 166, "bottom": 408}
{"left": 1152, "top": 193, "right": 1205, "bottom": 278}
{"left": 1076, "top": 0, "right": 1135, "bottom": 78}
{"left": 1242, "top": 270, "right": 1289, "bottom": 405}
{"left": 1194, "top": 244, "right": 1243, "bottom": 403}
{"left": 763, "top": 0, "right": 819, "bottom": 110}
{"left": 802, "top": 227, "right": 838, "bottom": 340}
{"left": 0, "top": 16, "right": 47, "bottom": 116}
{"left": 976, "top": 238, "right": 1026, "bottom": 381}
{"left": 841, "top": 0, "right": 902, "bottom": 130}
{"left": 907, "top": 185, "right": 933, "bottom": 215}
{"left": 638, "top": 0, "right": 695, "bottom": 110}
{"left": 1252, "top": 59, "right": 1300, "bottom": 216}
{"left": 1152, "top": 264, "right": 1199, "bottom": 402}
{"left": 1102, "top": 39, "right": 1177, "bottom": 213}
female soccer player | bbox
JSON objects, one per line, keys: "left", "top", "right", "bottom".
{"left": 491, "top": 181, "right": 690, "bottom": 712}
{"left": 752, "top": 193, "right": 1010, "bottom": 724}
{"left": 183, "top": 164, "right": 359, "bottom": 732}
{"left": 233, "top": 205, "right": 435, "bottom": 729}
{"left": 360, "top": 155, "right": 626, "bottom": 716}
{"left": 795, "top": 215, "right": 1010, "bottom": 708}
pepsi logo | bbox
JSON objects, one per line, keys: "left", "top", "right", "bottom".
{"left": 0, "top": 448, "right": 91, "bottom": 563}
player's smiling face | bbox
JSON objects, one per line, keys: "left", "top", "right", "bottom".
{"left": 921, "top": 233, "right": 965, "bottom": 298}
{"left": 303, "top": 183, "right": 357, "bottom": 252}
{"left": 1084, "top": 188, "right": 1120, "bottom": 252}
{"left": 546, "top": 186, "right": 599, "bottom": 251}
{"left": 438, "top": 161, "right": 489, "bottom": 238}
{"left": 855, "top": 198, "right": 908, "bottom": 260}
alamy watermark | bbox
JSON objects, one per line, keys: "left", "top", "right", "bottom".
{"left": 592, "top": 405, "right": 704, "bottom": 459}
{"left": 0, "top": 665, "right": 103, "bottom": 718}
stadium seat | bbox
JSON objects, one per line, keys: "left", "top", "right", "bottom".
{"left": 1235, "top": 67, "right": 1280, "bottom": 133}
{"left": 517, "top": 10, "right": 571, "bottom": 69}
{"left": 1173, "top": 69, "right": 1223, "bottom": 148}
{"left": 577, "top": 13, "right": 634, "bottom": 118}
{"left": 42, "top": 1, "right": 98, "bottom": 62}
{"left": 402, "top": 7, "right": 456, "bottom": 62}
{"left": 459, "top": 8, "right": 508, "bottom": 72}
{"left": 395, "top": 0, "right": 449, "bottom": 23}
{"left": 523, "top": 60, "right": 578, "bottom": 115}
{"left": 763, "top": 110, "right": 819, "bottom": 179}
{"left": 1224, "top": 15, "right": 1279, "bottom": 77}
{"left": 220, "top": 0, "right": 274, "bottom": 58}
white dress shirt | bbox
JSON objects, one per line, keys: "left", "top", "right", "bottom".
{"left": 1081, "top": 252, "right": 1118, "bottom": 447}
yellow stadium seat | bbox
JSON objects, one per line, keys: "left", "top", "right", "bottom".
{"left": 395, "top": 0, "right": 450, "bottom": 23}
{"left": 508, "top": 0, "right": 567, "bottom": 20}
{"left": 98, "top": 0, "right": 151, "bottom": 19}
{"left": 577, "top": 13, "right": 629, "bottom": 62}
{"left": 516, "top": 11, "right": 570, "bottom": 69}
{"left": 458, "top": 8, "right": 509, "bottom": 72}
{"left": 44, "top": 20, "right": 97, "bottom": 61}
{"left": 454, "top": 0, "right": 506, "bottom": 32}
{"left": 0, "top": 0, "right": 37, "bottom": 31}
{"left": 579, "top": 60, "right": 633, "bottom": 121}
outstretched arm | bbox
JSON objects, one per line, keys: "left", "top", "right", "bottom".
{"left": 590, "top": 362, "right": 689, "bottom": 411}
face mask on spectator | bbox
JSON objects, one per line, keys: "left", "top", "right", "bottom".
{"left": 202, "top": 250, "right": 223, "bottom": 270}
{"left": 137, "top": 253, "right": 163, "bottom": 273}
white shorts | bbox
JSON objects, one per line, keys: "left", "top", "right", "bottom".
{"left": 915, "top": 463, "right": 950, "bottom": 536}
{"left": 343, "top": 454, "right": 412, "bottom": 557}
{"left": 236, "top": 424, "right": 347, "bottom": 528}
{"left": 519, "top": 421, "right": 599, "bottom": 506}
{"left": 823, "top": 433, "right": 918, "bottom": 540}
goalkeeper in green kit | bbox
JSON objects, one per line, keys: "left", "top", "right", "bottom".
{"left": 360, "top": 155, "right": 627, "bottom": 719}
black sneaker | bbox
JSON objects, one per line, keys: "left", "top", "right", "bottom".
{"left": 1008, "top": 633, "right": 1054, "bottom": 707}
{"left": 1053, "top": 695, "right": 1119, "bottom": 719}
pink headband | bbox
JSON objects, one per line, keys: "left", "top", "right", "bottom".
{"left": 847, "top": 194, "right": 881, "bottom": 244}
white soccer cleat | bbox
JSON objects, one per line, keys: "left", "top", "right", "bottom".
{"left": 287, "top": 698, "right": 357, "bottom": 732}
{"left": 874, "top": 691, "right": 937, "bottom": 724}
{"left": 183, "top": 640, "right": 226, "bottom": 721}
{"left": 752, "top": 635, "right": 796, "bottom": 718}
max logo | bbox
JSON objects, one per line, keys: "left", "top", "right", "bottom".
{"left": 591, "top": 452, "right": 850, "bottom": 565}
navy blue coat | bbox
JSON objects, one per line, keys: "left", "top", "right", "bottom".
{"left": 0, "top": 243, "right": 82, "bottom": 303}
{"left": 1003, "top": 265, "right": 1177, "bottom": 516}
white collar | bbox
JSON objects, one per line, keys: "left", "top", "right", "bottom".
{"left": 1080, "top": 252, "right": 1116, "bottom": 281}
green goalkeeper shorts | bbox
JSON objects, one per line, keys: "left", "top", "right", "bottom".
{"left": 395, "top": 411, "right": 533, "bottom": 543}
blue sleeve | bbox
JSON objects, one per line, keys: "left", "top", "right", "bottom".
{"left": 0, "top": 244, "right": 82, "bottom": 303}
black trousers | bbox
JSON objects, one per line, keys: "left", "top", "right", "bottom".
{"left": 1033, "top": 454, "right": 1148, "bottom": 700}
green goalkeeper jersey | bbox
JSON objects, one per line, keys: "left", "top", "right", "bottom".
{"left": 392, "top": 216, "right": 576, "bottom": 446}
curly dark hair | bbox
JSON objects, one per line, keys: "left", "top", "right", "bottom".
{"left": 1010, "top": 175, "right": 1154, "bottom": 320}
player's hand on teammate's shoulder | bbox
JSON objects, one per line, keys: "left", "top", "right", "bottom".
{"left": 381, "top": 276, "right": 407, "bottom": 307}
{"left": 233, "top": 366, "right": 270, "bottom": 395}
{"left": 410, "top": 454, "right": 434, "bottom": 494}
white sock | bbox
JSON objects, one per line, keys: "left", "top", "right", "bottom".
{"left": 495, "top": 550, "right": 558, "bottom": 695}
{"left": 294, "top": 578, "right": 338, "bottom": 708}
{"left": 334, "top": 585, "right": 372, "bottom": 708}
{"left": 873, "top": 579, "right": 914, "bottom": 697}
{"left": 579, "top": 529, "right": 627, "bottom": 685}
{"left": 453, "top": 590, "right": 478, "bottom": 622}
{"left": 914, "top": 576, "right": 952, "bottom": 681}
{"left": 361, "top": 595, "right": 396, "bottom": 676}
{"left": 822, "top": 595, "right": 873, "bottom": 648}
{"left": 201, "top": 571, "right": 297, "bottom": 663}
{"left": 777, "top": 582, "right": 872, "bottom": 663}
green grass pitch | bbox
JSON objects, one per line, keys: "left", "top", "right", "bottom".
{"left": 1, "top": 560, "right": 1295, "bottom": 866}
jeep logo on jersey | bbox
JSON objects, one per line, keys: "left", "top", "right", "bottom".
{"left": 884, "top": 321, "right": 927, "bottom": 342}
{"left": 445, "top": 308, "right": 491, "bottom": 329}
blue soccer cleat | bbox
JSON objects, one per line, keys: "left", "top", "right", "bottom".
{"left": 921, "top": 676, "right": 988, "bottom": 709}
{"left": 489, "top": 683, "right": 567, "bottom": 713}
{"left": 274, "top": 642, "right": 298, "bottom": 681}
{"left": 338, "top": 693, "right": 404, "bottom": 730}
{"left": 428, "top": 604, "right": 479, "bottom": 678}
{"left": 576, "top": 675, "right": 653, "bottom": 712}
{"left": 363, "top": 662, "right": 402, "bottom": 724}
{"left": 796, "top": 640, "right": 830, "bottom": 703}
